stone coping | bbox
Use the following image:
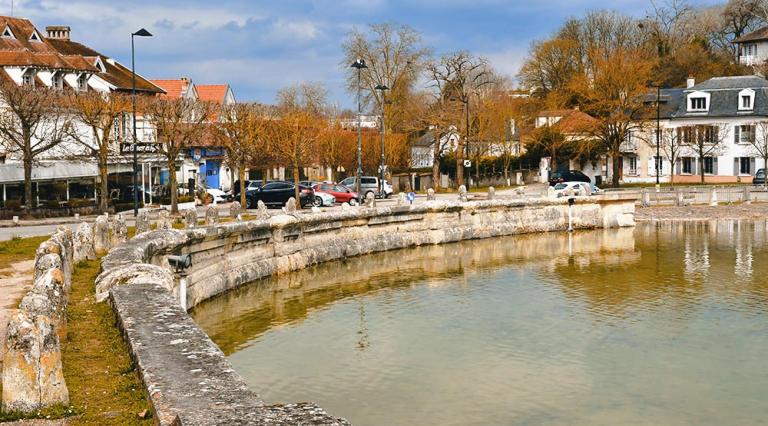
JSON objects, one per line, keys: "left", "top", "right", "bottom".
{"left": 99, "top": 197, "right": 636, "bottom": 425}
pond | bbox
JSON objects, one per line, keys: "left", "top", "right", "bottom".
{"left": 192, "top": 222, "right": 768, "bottom": 425}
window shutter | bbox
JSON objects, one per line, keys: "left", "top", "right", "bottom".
{"left": 675, "top": 158, "right": 681, "bottom": 175}
{"left": 713, "top": 157, "right": 718, "bottom": 175}
{"left": 734, "top": 125, "right": 740, "bottom": 144}
{"left": 693, "top": 158, "right": 698, "bottom": 176}
{"left": 734, "top": 158, "right": 739, "bottom": 175}
{"left": 750, "top": 158, "right": 756, "bottom": 174}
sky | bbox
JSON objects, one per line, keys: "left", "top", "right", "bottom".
{"left": 3, "top": 0, "right": 721, "bottom": 108}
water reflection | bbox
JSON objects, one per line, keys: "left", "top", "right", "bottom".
{"left": 192, "top": 222, "right": 768, "bottom": 426}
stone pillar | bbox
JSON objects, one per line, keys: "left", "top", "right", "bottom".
{"left": 205, "top": 206, "right": 219, "bottom": 225}
{"left": 93, "top": 214, "right": 110, "bottom": 253}
{"left": 641, "top": 189, "right": 650, "bottom": 208}
{"left": 426, "top": 188, "right": 436, "bottom": 201}
{"left": 744, "top": 186, "right": 751, "bottom": 205}
{"left": 184, "top": 209, "right": 197, "bottom": 228}
{"left": 73, "top": 222, "right": 95, "bottom": 262}
{"left": 256, "top": 201, "right": 268, "bottom": 219}
{"left": 229, "top": 201, "right": 242, "bottom": 219}
{"left": 283, "top": 198, "right": 297, "bottom": 213}
{"left": 676, "top": 190, "right": 685, "bottom": 207}
{"left": 364, "top": 192, "right": 376, "bottom": 208}
{"left": 458, "top": 185, "right": 468, "bottom": 202}
{"left": 135, "top": 211, "right": 151, "bottom": 235}
{"left": 709, "top": 187, "right": 718, "bottom": 207}
{"left": 341, "top": 202, "right": 352, "bottom": 210}
{"left": 547, "top": 186, "right": 556, "bottom": 199}
{"left": 397, "top": 192, "right": 406, "bottom": 206}
{"left": 487, "top": 186, "right": 495, "bottom": 200}
{"left": 110, "top": 214, "right": 127, "bottom": 247}
{"left": 156, "top": 210, "right": 172, "bottom": 231}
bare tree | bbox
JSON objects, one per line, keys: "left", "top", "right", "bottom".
{"left": 682, "top": 124, "right": 728, "bottom": 183}
{"left": 0, "top": 80, "right": 72, "bottom": 213}
{"left": 68, "top": 91, "right": 131, "bottom": 213}
{"left": 144, "top": 97, "right": 213, "bottom": 213}
{"left": 748, "top": 121, "right": 768, "bottom": 187}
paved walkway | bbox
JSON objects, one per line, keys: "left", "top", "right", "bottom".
{"left": 0, "top": 259, "right": 35, "bottom": 375}
{"left": 636, "top": 203, "right": 768, "bottom": 221}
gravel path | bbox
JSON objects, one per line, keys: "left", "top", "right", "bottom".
{"left": 636, "top": 203, "right": 768, "bottom": 221}
{"left": 0, "top": 259, "right": 35, "bottom": 372}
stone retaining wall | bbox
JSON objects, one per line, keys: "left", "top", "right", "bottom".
{"left": 96, "top": 196, "right": 635, "bottom": 425}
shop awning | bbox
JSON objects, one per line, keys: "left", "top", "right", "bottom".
{"left": 0, "top": 161, "right": 98, "bottom": 184}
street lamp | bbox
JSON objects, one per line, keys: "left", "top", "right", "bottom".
{"left": 375, "top": 84, "right": 388, "bottom": 196}
{"left": 131, "top": 27, "right": 152, "bottom": 217}
{"left": 655, "top": 85, "right": 661, "bottom": 185}
{"left": 350, "top": 59, "right": 367, "bottom": 197}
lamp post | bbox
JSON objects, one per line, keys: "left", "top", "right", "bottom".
{"left": 350, "top": 59, "right": 368, "bottom": 197}
{"left": 655, "top": 85, "right": 661, "bottom": 185}
{"left": 463, "top": 95, "right": 470, "bottom": 189}
{"left": 131, "top": 28, "right": 152, "bottom": 217}
{"left": 375, "top": 84, "right": 388, "bottom": 196}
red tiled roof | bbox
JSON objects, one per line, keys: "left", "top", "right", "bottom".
{"left": 196, "top": 84, "right": 229, "bottom": 103}
{"left": 538, "top": 109, "right": 598, "bottom": 134}
{"left": 150, "top": 79, "right": 191, "bottom": 99}
{"left": 0, "top": 16, "right": 96, "bottom": 72}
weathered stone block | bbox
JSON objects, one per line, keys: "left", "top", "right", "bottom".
{"left": 94, "top": 263, "right": 175, "bottom": 303}
{"left": 110, "top": 214, "right": 128, "bottom": 247}
{"left": 157, "top": 210, "right": 172, "bottom": 231}
{"left": 230, "top": 201, "right": 242, "bottom": 219}
{"left": 205, "top": 206, "right": 220, "bottom": 225}
{"left": 94, "top": 214, "right": 110, "bottom": 253}
{"left": 184, "top": 208, "right": 197, "bottom": 228}
{"left": 397, "top": 192, "right": 406, "bottom": 206}
{"left": 487, "top": 186, "right": 495, "bottom": 200}
{"left": 135, "top": 211, "right": 151, "bottom": 235}
{"left": 73, "top": 221, "right": 96, "bottom": 261}
{"left": 284, "top": 197, "right": 297, "bottom": 213}
{"left": 364, "top": 192, "right": 376, "bottom": 208}
{"left": 426, "top": 188, "right": 436, "bottom": 201}
{"left": 2, "top": 312, "right": 68, "bottom": 413}
{"left": 458, "top": 185, "right": 468, "bottom": 202}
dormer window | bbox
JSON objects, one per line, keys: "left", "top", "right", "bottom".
{"left": 29, "top": 30, "right": 42, "bottom": 43}
{"left": 2, "top": 25, "right": 15, "bottom": 39}
{"left": 77, "top": 74, "right": 88, "bottom": 91}
{"left": 739, "top": 89, "right": 755, "bottom": 111}
{"left": 93, "top": 57, "right": 106, "bottom": 73}
{"left": 22, "top": 70, "right": 34, "bottom": 87}
{"left": 51, "top": 73, "right": 63, "bottom": 90}
{"left": 687, "top": 91, "right": 710, "bottom": 112}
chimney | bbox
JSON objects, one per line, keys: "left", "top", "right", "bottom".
{"left": 687, "top": 75, "right": 696, "bottom": 89}
{"left": 46, "top": 26, "right": 71, "bottom": 41}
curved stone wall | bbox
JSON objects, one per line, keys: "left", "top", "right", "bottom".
{"left": 97, "top": 197, "right": 636, "bottom": 425}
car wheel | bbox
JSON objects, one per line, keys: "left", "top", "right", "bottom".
{"left": 246, "top": 198, "right": 254, "bottom": 209}
{"left": 313, "top": 196, "right": 323, "bottom": 207}
{"left": 365, "top": 191, "right": 374, "bottom": 200}
{"left": 349, "top": 198, "right": 358, "bottom": 206}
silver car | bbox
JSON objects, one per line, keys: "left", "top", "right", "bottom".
{"left": 339, "top": 176, "right": 390, "bottom": 199}
{"left": 313, "top": 191, "right": 336, "bottom": 207}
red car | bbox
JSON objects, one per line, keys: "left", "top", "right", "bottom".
{"left": 313, "top": 183, "right": 359, "bottom": 205}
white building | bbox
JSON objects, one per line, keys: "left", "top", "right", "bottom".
{"left": 734, "top": 27, "right": 768, "bottom": 66}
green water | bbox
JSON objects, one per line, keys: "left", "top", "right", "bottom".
{"left": 192, "top": 222, "right": 768, "bottom": 425}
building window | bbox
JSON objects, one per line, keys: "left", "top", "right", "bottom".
{"left": 735, "top": 125, "right": 755, "bottom": 144}
{"left": 678, "top": 126, "right": 696, "bottom": 144}
{"left": 682, "top": 157, "right": 693, "bottom": 174}
{"left": 51, "top": 73, "right": 63, "bottom": 90}
{"left": 741, "top": 95, "right": 752, "bottom": 109}
{"left": 739, "top": 157, "right": 753, "bottom": 175}
{"left": 628, "top": 156, "right": 638, "bottom": 175}
{"left": 2, "top": 26, "right": 14, "bottom": 39}
{"left": 22, "top": 71, "right": 33, "bottom": 86}
{"left": 77, "top": 75, "right": 87, "bottom": 91}
{"left": 654, "top": 156, "right": 664, "bottom": 175}
{"left": 703, "top": 157, "right": 716, "bottom": 175}
{"left": 690, "top": 97, "right": 707, "bottom": 111}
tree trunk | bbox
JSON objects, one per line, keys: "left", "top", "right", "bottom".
{"left": 169, "top": 159, "right": 178, "bottom": 214}
{"left": 98, "top": 155, "right": 109, "bottom": 214}
{"left": 456, "top": 141, "right": 464, "bottom": 189}
{"left": 239, "top": 162, "right": 247, "bottom": 207}
{"left": 699, "top": 154, "right": 705, "bottom": 184}
{"left": 432, "top": 130, "right": 441, "bottom": 191}
{"left": 293, "top": 164, "right": 301, "bottom": 209}
{"left": 611, "top": 151, "right": 621, "bottom": 188}
{"left": 23, "top": 155, "right": 32, "bottom": 214}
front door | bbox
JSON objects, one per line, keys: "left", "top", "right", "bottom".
{"left": 205, "top": 160, "right": 220, "bottom": 189}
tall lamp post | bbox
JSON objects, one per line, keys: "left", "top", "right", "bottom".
{"left": 131, "top": 28, "right": 152, "bottom": 217}
{"left": 463, "top": 95, "right": 470, "bottom": 189}
{"left": 350, "top": 59, "right": 368, "bottom": 197}
{"left": 655, "top": 85, "right": 661, "bottom": 185}
{"left": 375, "top": 84, "right": 389, "bottom": 196}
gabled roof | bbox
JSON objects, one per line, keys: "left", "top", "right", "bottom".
{"left": 733, "top": 27, "right": 768, "bottom": 44}
{"left": 46, "top": 38, "right": 164, "bottom": 94}
{"left": 196, "top": 84, "right": 230, "bottom": 104}
{"left": 0, "top": 16, "right": 96, "bottom": 72}
{"left": 538, "top": 109, "right": 598, "bottom": 134}
{"left": 669, "top": 76, "right": 768, "bottom": 118}
{"left": 151, "top": 78, "right": 196, "bottom": 99}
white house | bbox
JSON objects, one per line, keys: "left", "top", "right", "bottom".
{"left": 734, "top": 27, "right": 768, "bottom": 66}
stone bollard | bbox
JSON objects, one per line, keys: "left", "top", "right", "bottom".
{"left": 93, "top": 214, "right": 110, "bottom": 253}
{"left": 547, "top": 186, "right": 556, "bottom": 199}
{"left": 641, "top": 189, "right": 650, "bottom": 208}
{"left": 744, "top": 186, "right": 751, "bottom": 205}
{"left": 156, "top": 210, "right": 172, "bottom": 231}
{"left": 205, "top": 206, "right": 219, "bottom": 225}
{"left": 184, "top": 209, "right": 197, "bottom": 228}
{"left": 397, "top": 192, "right": 406, "bottom": 206}
{"left": 135, "top": 211, "right": 151, "bottom": 235}
{"left": 110, "top": 214, "right": 127, "bottom": 247}
{"left": 341, "top": 202, "right": 351, "bottom": 210}
{"left": 230, "top": 201, "right": 242, "bottom": 219}
{"left": 256, "top": 200, "right": 268, "bottom": 219}
{"left": 12, "top": 215, "right": 19, "bottom": 225}
{"left": 426, "top": 188, "right": 436, "bottom": 201}
{"left": 2, "top": 312, "right": 69, "bottom": 412}
{"left": 311, "top": 206, "right": 321, "bottom": 213}
{"left": 365, "top": 192, "right": 376, "bottom": 208}
{"left": 676, "top": 190, "right": 685, "bottom": 207}
{"left": 487, "top": 186, "right": 495, "bottom": 200}
{"left": 73, "top": 222, "right": 96, "bottom": 262}
{"left": 458, "top": 185, "right": 468, "bottom": 202}
{"left": 283, "top": 197, "right": 297, "bottom": 213}
{"left": 709, "top": 188, "right": 718, "bottom": 207}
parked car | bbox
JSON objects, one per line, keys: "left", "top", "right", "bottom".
{"left": 206, "top": 188, "right": 229, "bottom": 204}
{"left": 312, "top": 183, "right": 359, "bottom": 205}
{"left": 245, "top": 181, "right": 314, "bottom": 209}
{"left": 338, "top": 176, "right": 390, "bottom": 199}
{"left": 553, "top": 181, "right": 594, "bottom": 197}
{"left": 232, "top": 180, "right": 263, "bottom": 200}
{"left": 313, "top": 191, "right": 336, "bottom": 207}
{"left": 549, "top": 170, "right": 591, "bottom": 186}
{"left": 753, "top": 169, "right": 766, "bottom": 185}
{"left": 299, "top": 180, "right": 324, "bottom": 188}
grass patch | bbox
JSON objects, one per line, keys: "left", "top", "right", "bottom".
{"left": 61, "top": 259, "right": 152, "bottom": 425}
{"left": 0, "top": 235, "right": 48, "bottom": 266}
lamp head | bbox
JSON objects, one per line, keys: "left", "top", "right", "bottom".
{"left": 375, "top": 84, "right": 389, "bottom": 91}
{"left": 133, "top": 28, "right": 153, "bottom": 37}
{"left": 350, "top": 59, "right": 367, "bottom": 69}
